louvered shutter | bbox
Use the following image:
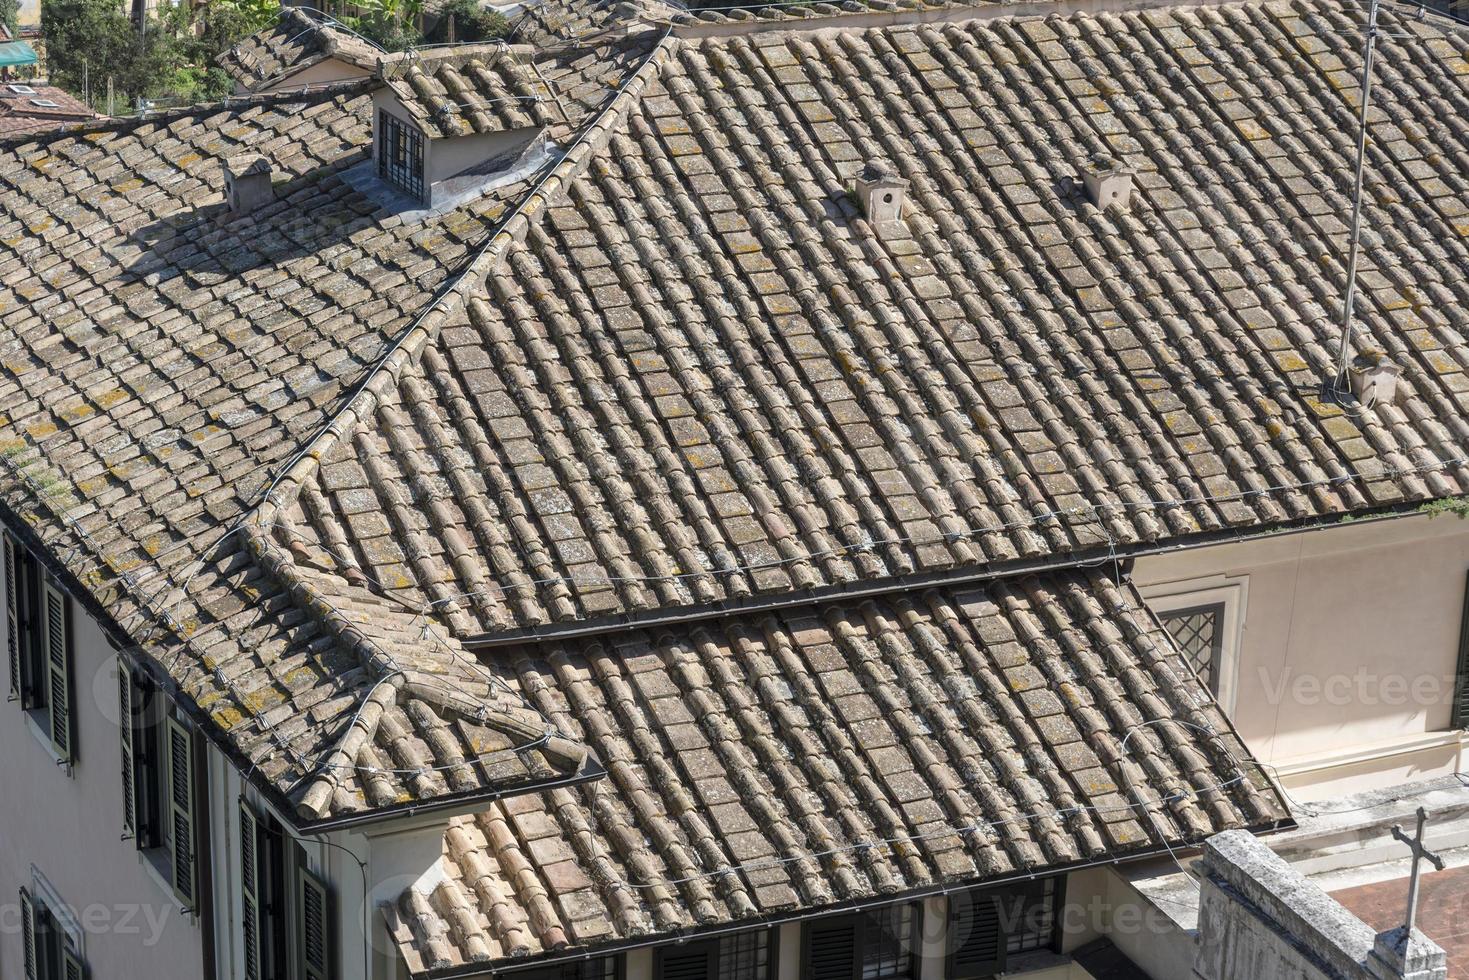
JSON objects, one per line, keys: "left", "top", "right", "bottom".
{"left": 240, "top": 803, "right": 265, "bottom": 980}
{"left": 1453, "top": 570, "right": 1469, "bottom": 730}
{"left": 119, "top": 659, "right": 139, "bottom": 842}
{"left": 947, "top": 890, "right": 1005, "bottom": 980}
{"left": 166, "top": 716, "right": 198, "bottom": 908}
{"left": 299, "top": 866, "right": 333, "bottom": 980}
{"left": 656, "top": 940, "right": 717, "bottom": 980}
{"left": 20, "top": 887, "right": 37, "bottom": 980}
{"left": 803, "top": 915, "right": 859, "bottom": 980}
{"left": 43, "top": 582, "right": 72, "bottom": 763}
{"left": 4, "top": 532, "right": 18, "bottom": 700}
{"left": 63, "top": 948, "right": 87, "bottom": 980}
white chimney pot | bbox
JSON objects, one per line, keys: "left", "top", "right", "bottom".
{"left": 1081, "top": 155, "right": 1134, "bottom": 210}
{"left": 854, "top": 161, "right": 908, "bottom": 234}
{"left": 1349, "top": 358, "right": 1404, "bottom": 407}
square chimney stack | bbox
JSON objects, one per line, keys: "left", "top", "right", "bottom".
{"left": 225, "top": 155, "right": 274, "bottom": 216}
{"left": 1081, "top": 154, "right": 1134, "bottom": 210}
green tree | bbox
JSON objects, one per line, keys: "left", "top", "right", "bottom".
{"left": 421, "top": 0, "right": 508, "bottom": 44}
{"left": 42, "top": 0, "right": 280, "bottom": 108}
{"left": 340, "top": 0, "right": 422, "bottom": 51}
{"left": 0, "top": 0, "right": 20, "bottom": 35}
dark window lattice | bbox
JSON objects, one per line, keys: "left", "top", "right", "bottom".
{"left": 1159, "top": 602, "right": 1226, "bottom": 693}
{"left": 378, "top": 109, "right": 425, "bottom": 201}
{"left": 861, "top": 904, "right": 914, "bottom": 980}
{"left": 718, "top": 930, "right": 771, "bottom": 980}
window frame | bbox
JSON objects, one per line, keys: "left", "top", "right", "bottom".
{"left": 21, "top": 873, "right": 88, "bottom": 980}
{"left": 4, "top": 529, "right": 75, "bottom": 769}
{"left": 120, "top": 662, "right": 202, "bottom": 911}
{"left": 377, "top": 107, "right": 426, "bottom": 202}
{"left": 946, "top": 876, "right": 1065, "bottom": 980}
{"left": 1140, "top": 574, "right": 1247, "bottom": 715}
{"left": 654, "top": 929, "right": 776, "bottom": 980}
{"left": 802, "top": 902, "right": 922, "bottom": 980}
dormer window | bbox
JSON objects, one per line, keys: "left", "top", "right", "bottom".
{"left": 377, "top": 108, "right": 425, "bottom": 202}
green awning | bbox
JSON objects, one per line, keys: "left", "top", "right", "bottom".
{"left": 0, "top": 41, "right": 38, "bottom": 68}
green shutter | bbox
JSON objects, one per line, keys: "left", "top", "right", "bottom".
{"left": 4, "top": 532, "right": 18, "bottom": 701}
{"left": 656, "top": 940, "right": 717, "bottom": 980}
{"left": 240, "top": 802, "right": 264, "bottom": 980}
{"left": 63, "top": 947, "right": 87, "bottom": 980}
{"left": 166, "top": 716, "right": 197, "bottom": 908}
{"left": 43, "top": 582, "right": 72, "bottom": 764}
{"left": 1453, "top": 570, "right": 1469, "bottom": 730}
{"left": 119, "top": 659, "right": 139, "bottom": 843}
{"left": 298, "top": 866, "right": 333, "bottom": 980}
{"left": 20, "top": 887, "right": 37, "bottom": 980}
{"left": 947, "top": 890, "right": 1006, "bottom": 980}
{"left": 803, "top": 915, "right": 859, "bottom": 980}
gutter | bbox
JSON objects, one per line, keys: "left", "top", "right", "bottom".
{"left": 410, "top": 815, "right": 1297, "bottom": 980}
{"left": 461, "top": 502, "right": 1426, "bottom": 650}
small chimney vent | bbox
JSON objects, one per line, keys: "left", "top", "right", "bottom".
{"left": 854, "top": 161, "right": 908, "bottom": 235}
{"left": 225, "top": 155, "right": 274, "bottom": 216}
{"left": 1348, "top": 352, "right": 1403, "bottom": 407}
{"left": 1081, "top": 154, "right": 1134, "bottom": 210}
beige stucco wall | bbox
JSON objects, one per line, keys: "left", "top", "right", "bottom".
{"left": 1134, "top": 513, "right": 1469, "bottom": 799}
{"left": 0, "top": 575, "right": 207, "bottom": 980}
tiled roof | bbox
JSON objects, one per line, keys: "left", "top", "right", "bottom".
{"left": 279, "top": 0, "right": 1469, "bottom": 644}
{"left": 383, "top": 570, "right": 1286, "bottom": 971}
{"left": 379, "top": 33, "right": 655, "bottom": 139}
{"left": 217, "top": 6, "right": 382, "bottom": 91}
{"left": 3, "top": 0, "right": 1467, "bottom": 937}
{"left": 0, "top": 28, "right": 655, "bottom": 823}
{"left": 0, "top": 83, "right": 97, "bottom": 139}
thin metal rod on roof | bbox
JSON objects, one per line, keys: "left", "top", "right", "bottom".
{"left": 1334, "top": 0, "right": 1380, "bottom": 388}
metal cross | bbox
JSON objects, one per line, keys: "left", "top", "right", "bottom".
{"left": 1389, "top": 807, "right": 1445, "bottom": 936}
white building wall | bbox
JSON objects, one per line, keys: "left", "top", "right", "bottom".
{"left": 0, "top": 571, "right": 208, "bottom": 980}
{"left": 1134, "top": 513, "right": 1469, "bottom": 799}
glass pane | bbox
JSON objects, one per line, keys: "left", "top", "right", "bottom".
{"left": 718, "top": 930, "right": 769, "bottom": 980}
{"left": 861, "top": 904, "right": 914, "bottom": 980}
{"left": 1159, "top": 602, "right": 1226, "bottom": 693}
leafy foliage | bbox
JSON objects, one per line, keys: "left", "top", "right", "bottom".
{"left": 41, "top": 0, "right": 280, "bottom": 107}
{"left": 0, "top": 0, "right": 19, "bottom": 35}
{"left": 339, "top": 0, "right": 422, "bottom": 51}
{"left": 421, "top": 0, "right": 509, "bottom": 44}
{"left": 1420, "top": 496, "right": 1469, "bottom": 520}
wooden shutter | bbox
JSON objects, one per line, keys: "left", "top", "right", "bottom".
{"left": 803, "top": 915, "right": 859, "bottom": 980}
{"left": 299, "top": 865, "right": 333, "bottom": 980}
{"left": 1453, "top": 570, "right": 1469, "bottom": 730}
{"left": 166, "top": 716, "right": 198, "bottom": 908}
{"left": 119, "top": 659, "right": 139, "bottom": 843}
{"left": 947, "top": 890, "right": 1005, "bottom": 980}
{"left": 241, "top": 803, "right": 265, "bottom": 980}
{"left": 4, "top": 532, "right": 18, "bottom": 701}
{"left": 43, "top": 581, "right": 72, "bottom": 763}
{"left": 63, "top": 948, "right": 87, "bottom": 980}
{"left": 20, "top": 887, "right": 37, "bottom": 980}
{"left": 657, "top": 940, "right": 717, "bottom": 980}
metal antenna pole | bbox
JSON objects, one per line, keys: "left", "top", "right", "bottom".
{"left": 1335, "top": 0, "right": 1381, "bottom": 386}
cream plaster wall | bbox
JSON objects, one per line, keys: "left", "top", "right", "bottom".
{"left": 1134, "top": 513, "right": 1469, "bottom": 798}
{"left": 0, "top": 572, "right": 207, "bottom": 980}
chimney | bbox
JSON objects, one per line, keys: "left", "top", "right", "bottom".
{"left": 854, "top": 160, "right": 908, "bottom": 236}
{"left": 1349, "top": 351, "right": 1404, "bottom": 407}
{"left": 225, "top": 155, "right": 274, "bottom": 216}
{"left": 1081, "top": 154, "right": 1134, "bottom": 210}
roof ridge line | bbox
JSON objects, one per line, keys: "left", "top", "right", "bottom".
{"left": 666, "top": 0, "right": 1272, "bottom": 38}
{"left": 251, "top": 33, "right": 676, "bottom": 534}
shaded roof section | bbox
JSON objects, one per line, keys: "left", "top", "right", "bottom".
{"left": 216, "top": 6, "right": 383, "bottom": 91}
{"left": 384, "top": 570, "right": 1287, "bottom": 973}
{"left": 0, "top": 24, "right": 660, "bottom": 823}
{"left": 378, "top": 32, "right": 656, "bottom": 139}
{"left": 282, "top": 0, "right": 1469, "bottom": 642}
{"left": 0, "top": 82, "right": 95, "bottom": 139}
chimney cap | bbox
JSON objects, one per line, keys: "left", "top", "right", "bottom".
{"left": 860, "top": 160, "right": 901, "bottom": 183}
{"left": 227, "top": 154, "right": 271, "bottom": 180}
